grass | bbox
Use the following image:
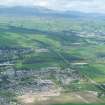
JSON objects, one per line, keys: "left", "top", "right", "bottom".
{"left": 1, "top": 16, "right": 105, "bottom": 104}
{"left": 50, "top": 104, "right": 105, "bottom": 105}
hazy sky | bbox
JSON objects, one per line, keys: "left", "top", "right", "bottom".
{"left": 0, "top": 0, "right": 105, "bottom": 13}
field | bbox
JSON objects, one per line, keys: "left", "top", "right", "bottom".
{"left": 0, "top": 16, "right": 105, "bottom": 105}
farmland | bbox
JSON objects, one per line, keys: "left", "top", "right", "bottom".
{"left": 0, "top": 16, "right": 105, "bottom": 105}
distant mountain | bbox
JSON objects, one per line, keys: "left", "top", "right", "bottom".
{"left": 0, "top": 6, "right": 105, "bottom": 19}
{"left": 0, "top": 6, "right": 54, "bottom": 16}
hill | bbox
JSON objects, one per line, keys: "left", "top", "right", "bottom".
{"left": 0, "top": 6, "right": 105, "bottom": 19}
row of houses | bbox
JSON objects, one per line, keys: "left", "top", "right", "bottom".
{"left": 0, "top": 65, "right": 80, "bottom": 87}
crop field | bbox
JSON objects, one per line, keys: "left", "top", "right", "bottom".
{"left": 0, "top": 16, "right": 105, "bottom": 105}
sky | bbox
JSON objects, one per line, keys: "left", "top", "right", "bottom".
{"left": 0, "top": 0, "right": 105, "bottom": 13}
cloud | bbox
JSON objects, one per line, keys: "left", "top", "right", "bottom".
{"left": 0, "top": 0, "right": 35, "bottom": 6}
{"left": 0, "top": 0, "right": 105, "bottom": 13}
{"left": 34, "top": 0, "right": 49, "bottom": 7}
{"left": 64, "top": 0, "right": 105, "bottom": 13}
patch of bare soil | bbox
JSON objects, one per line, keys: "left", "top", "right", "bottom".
{"left": 17, "top": 90, "right": 60, "bottom": 105}
{"left": 17, "top": 91, "right": 103, "bottom": 105}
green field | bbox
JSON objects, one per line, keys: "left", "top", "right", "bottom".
{"left": 1, "top": 16, "right": 105, "bottom": 105}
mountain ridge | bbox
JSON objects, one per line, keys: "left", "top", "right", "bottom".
{"left": 0, "top": 6, "right": 105, "bottom": 19}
